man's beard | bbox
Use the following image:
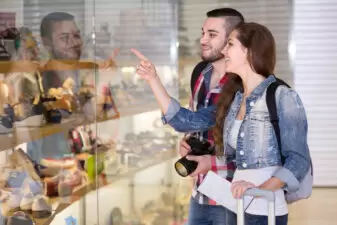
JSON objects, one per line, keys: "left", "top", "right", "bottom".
{"left": 201, "top": 51, "right": 224, "bottom": 63}
{"left": 200, "top": 43, "right": 226, "bottom": 63}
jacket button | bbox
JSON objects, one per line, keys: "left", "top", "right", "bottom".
{"left": 242, "top": 162, "right": 247, "bottom": 168}
{"left": 240, "top": 132, "right": 245, "bottom": 138}
{"left": 240, "top": 151, "right": 244, "bottom": 155}
{"left": 250, "top": 101, "right": 255, "bottom": 107}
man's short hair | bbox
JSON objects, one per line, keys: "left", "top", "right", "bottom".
{"left": 206, "top": 8, "right": 244, "bottom": 35}
{"left": 40, "top": 12, "right": 74, "bottom": 38}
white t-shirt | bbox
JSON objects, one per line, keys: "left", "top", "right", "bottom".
{"left": 229, "top": 120, "right": 288, "bottom": 216}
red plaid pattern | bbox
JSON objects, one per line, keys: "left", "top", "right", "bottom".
{"left": 189, "top": 63, "right": 235, "bottom": 205}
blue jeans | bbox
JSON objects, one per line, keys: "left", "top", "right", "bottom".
{"left": 187, "top": 197, "right": 227, "bottom": 225}
{"left": 226, "top": 209, "right": 288, "bottom": 225}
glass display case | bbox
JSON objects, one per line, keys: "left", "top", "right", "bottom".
{"left": 0, "top": 0, "right": 192, "bottom": 225}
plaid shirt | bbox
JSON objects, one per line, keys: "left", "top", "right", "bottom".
{"left": 189, "top": 63, "right": 235, "bottom": 205}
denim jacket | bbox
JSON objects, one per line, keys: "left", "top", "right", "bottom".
{"left": 164, "top": 75, "right": 311, "bottom": 192}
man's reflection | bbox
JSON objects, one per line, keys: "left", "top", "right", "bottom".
{"left": 40, "top": 12, "right": 82, "bottom": 61}
{"left": 27, "top": 12, "right": 91, "bottom": 168}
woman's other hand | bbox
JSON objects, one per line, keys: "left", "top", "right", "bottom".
{"left": 231, "top": 180, "right": 256, "bottom": 199}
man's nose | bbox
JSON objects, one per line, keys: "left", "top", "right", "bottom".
{"left": 200, "top": 35, "right": 208, "bottom": 45}
{"left": 68, "top": 36, "right": 82, "bottom": 46}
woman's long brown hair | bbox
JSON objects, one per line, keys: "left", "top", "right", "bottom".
{"left": 213, "top": 73, "right": 242, "bottom": 156}
{"left": 213, "top": 22, "right": 276, "bottom": 156}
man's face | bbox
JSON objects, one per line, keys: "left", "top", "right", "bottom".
{"left": 200, "top": 17, "right": 227, "bottom": 62}
{"left": 48, "top": 20, "right": 82, "bottom": 60}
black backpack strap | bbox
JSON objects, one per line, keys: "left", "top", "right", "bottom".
{"left": 266, "top": 78, "right": 290, "bottom": 164}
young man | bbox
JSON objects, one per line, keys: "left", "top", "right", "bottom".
{"left": 141, "top": 8, "right": 245, "bottom": 225}
{"left": 171, "top": 8, "right": 244, "bottom": 225}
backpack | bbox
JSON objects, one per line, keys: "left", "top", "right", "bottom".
{"left": 266, "top": 78, "right": 313, "bottom": 204}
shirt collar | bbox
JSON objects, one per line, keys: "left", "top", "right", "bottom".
{"left": 201, "top": 63, "right": 213, "bottom": 77}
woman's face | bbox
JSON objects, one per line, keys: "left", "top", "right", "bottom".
{"left": 222, "top": 30, "right": 248, "bottom": 75}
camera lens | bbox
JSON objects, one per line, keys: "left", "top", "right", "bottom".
{"left": 175, "top": 161, "right": 188, "bottom": 177}
{"left": 174, "top": 156, "right": 198, "bottom": 177}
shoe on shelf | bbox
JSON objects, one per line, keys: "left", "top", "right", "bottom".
{"left": 10, "top": 148, "right": 42, "bottom": 182}
{"left": 0, "top": 104, "right": 14, "bottom": 134}
{"left": 43, "top": 108, "right": 62, "bottom": 124}
{"left": 13, "top": 97, "right": 45, "bottom": 128}
{"left": 63, "top": 170, "right": 84, "bottom": 188}
{"left": 6, "top": 211, "right": 35, "bottom": 225}
{"left": 22, "top": 178, "right": 43, "bottom": 196}
{"left": 31, "top": 195, "right": 52, "bottom": 218}
{"left": 47, "top": 79, "right": 77, "bottom": 119}
{"left": 57, "top": 178, "right": 73, "bottom": 199}
{"left": 6, "top": 189, "right": 23, "bottom": 212}
{"left": 6, "top": 169, "right": 28, "bottom": 189}
{"left": 76, "top": 86, "right": 96, "bottom": 122}
{"left": 19, "top": 192, "right": 35, "bottom": 212}
{"left": 44, "top": 173, "right": 64, "bottom": 197}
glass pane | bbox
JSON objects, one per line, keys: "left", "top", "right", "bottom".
{"left": 92, "top": 0, "right": 180, "bottom": 224}
{"left": 0, "top": 0, "right": 99, "bottom": 224}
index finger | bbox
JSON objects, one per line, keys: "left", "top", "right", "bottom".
{"left": 130, "top": 48, "right": 148, "bottom": 61}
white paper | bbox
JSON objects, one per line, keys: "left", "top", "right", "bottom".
{"left": 197, "top": 171, "right": 253, "bottom": 213}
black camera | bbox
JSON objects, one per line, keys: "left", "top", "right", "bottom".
{"left": 174, "top": 136, "right": 215, "bottom": 177}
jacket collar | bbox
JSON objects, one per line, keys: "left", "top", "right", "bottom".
{"left": 236, "top": 75, "right": 276, "bottom": 98}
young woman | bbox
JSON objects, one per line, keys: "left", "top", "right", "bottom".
{"left": 132, "top": 22, "right": 311, "bottom": 225}
{"left": 212, "top": 22, "right": 312, "bottom": 225}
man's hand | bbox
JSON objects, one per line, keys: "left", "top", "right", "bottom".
{"left": 131, "top": 48, "right": 158, "bottom": 82}
{"left": 179, "top": 138, "right": 191, "bottom": 157}
{"left": 186, "top": 154, "right": 212, "bottom": 177}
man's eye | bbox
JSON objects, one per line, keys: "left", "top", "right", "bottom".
{"left": 209, "top": 33, "right": 216, "bottom": 38}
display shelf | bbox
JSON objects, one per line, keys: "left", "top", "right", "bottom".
{"left": 0, "top": 60, "right": 116, "bottom": 74}
{"left": 11, "top": 148, "right": 178, "bottom": 225}
{"left": 0, "top": 99, "right": 165, "bottom": 152}
{"left": 0, "top": 113, "right": 119, "bottom": 152}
